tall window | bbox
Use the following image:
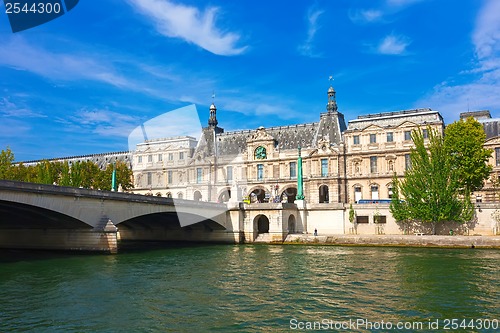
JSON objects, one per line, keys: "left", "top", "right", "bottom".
{"left": 496, "top": 148, "right": 500, "bottom": 166}
{"left": 147, "top": 172, "right": 152, "bottom": 186}
{"left": 422, "top": 129, "right": 429, "bottom": 139}
{"left": 371, "top": 185, "right": 379, "bottom": 200}
{"left": 138, "top": 156, "right": 142, "bottom": 163}
{"left": 404, "top": 131, "right": 412, "bottom": 141}
{"left": 370, "top": 134, "right": 377, "bottom": 143}
{"left": 290, "top": 162, "right": 297, "bottom": 179}
{"left": 148, "top": 155, "right": 153, "bottom": 162}
{"left": 370, "top": 156, "right": 377, "bottom": 173}
{"left": 158, "top": 154, "right": 162, "bottom": 162}
{"left": 387, "top": 132, "right": 393, "bottom": 142}
{"left": 257, "top": 164, "right": 264, "bottom": 180}
{"left": 321, "top": 159, "right": 328, "bottom": 177}
{"left": 405, "top": 154, "right": 411, "bottom": 170}
{"left": 168, "top": 153, "right": 174, "bottom": 161}
{"left": 196, "top": 168, "right": 202, "bottom": 183}
{"left": 168, "top": 170, "right": 173, "bottom": 184}
{"left": 179, "top": 152, "right": 184, "bottom": 160}
{"left": 353, "top": 135, "right": 360, "bottom": 145}
{"left": 227, "top": 166, "right": 233, "bottom": 182}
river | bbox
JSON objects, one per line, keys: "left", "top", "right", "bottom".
{"left": 1, "top": 244, "right": 499, "bottom": 332}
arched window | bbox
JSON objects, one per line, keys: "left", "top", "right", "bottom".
{"left": 319, "top": 185, "right": 329, "bottom": 203}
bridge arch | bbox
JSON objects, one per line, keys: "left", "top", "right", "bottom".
{"left": 247, "top": 186, "right": 268, "bottom": 203}
{"left": 0, "top": 199, "right": 93, "bottom": 229}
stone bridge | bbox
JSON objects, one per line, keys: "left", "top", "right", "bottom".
{"left": 0, "top": 180, "right": 237, "bottom": 253}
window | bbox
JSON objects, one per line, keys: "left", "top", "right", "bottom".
{"left": 387, "top": 132, "right": 393, "bottom": 142}
{"left": 370, "top": 134, "right": 377, "bottom": 143}
{"left": 168, "top": 170, "right": 173, "bottom": 184}
{"left": 290, "top": 162, "right": 297, "bottom": 179}
{"left": 353, "top": 135, "right": 360, "bottom": 145}
{"left": 496, "top": 148, "right": 500, "bottom": 166}
{"left": 404, "top": 131, "right": 412, "bottom": 141}
{"left": 388, "top": 185, "right": 393, "bottom": 199}
{"left": 370, "top": 156, "right": 377, "bottom": 173}
{"left": 196, "top": 168, "right": 202, "bottom": 183}
{"left": 388, "top": 160, "right": 394, "bottom": 172}
{"left": 257, "top": 164, "right": 264, "bottom": 180}
{"left": 371, "top": 185, "right": 379, "bottom": 200}
{"left": 148, "top": 155, "right": 153, "bottom": 162}
{"left": 321, "top": 159, "right": 328, "bottom": 177}
{"left": 138, "top": 156, "right": 142, "bottom": 163}
{"left": 158, "top": 154, "right": 162, "bottom": 162}
{"left": 374, "top": 215, "right": 387, "bottom": 224}
{"left": 422, "top": 129, "right": 429, "bottom": 139}
{"left": 354, "top": 186, "right": 362, "bottom": 203}
{"left": 168, "top": 153, "right": 174, "bottom": 161}
{"left": 179, "top": 152, "right": 184, "bottom": 160}
{"left": 227, "top": 166, "right": 233, "bottom": 182}
{"left": 147, "top": 172, "right": 152, "bottom": 186}
{"left": 405, "top": 154, "right": 411, "bottom": 170}
{"left": 357, "top": 216, "right": 369, "bottom": 224}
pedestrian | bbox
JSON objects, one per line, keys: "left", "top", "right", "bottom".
{"left": 314, "top": 228, "right": 318, "bottom": 236}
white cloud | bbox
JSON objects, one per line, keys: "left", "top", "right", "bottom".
{"left": 0, "top": 36, "right": 135, "bottom": 89}
{"left": 349, "top": 9, "right": 384, "bottom": 23}
{"left": 377, "top": 34, "right": 411, "bottom": 55}
{"left": 298, "top": 7, "right": 325, "bottom": 57}
{"left": 0, "top": 97, "right": 46, "bottom": 118}
{"left": 416, "top": 0, "right": 500, "bottom": 121}
{"left": 126, "top": 0, "right": 247, "bottom": 56}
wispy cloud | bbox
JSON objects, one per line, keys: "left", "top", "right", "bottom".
{"left": 416, "top": 0, "right": 500, "bottom": 121}
{"left": 386, "top": 0, "right": 425, "bottom": 7}
{"left": 56, "top": 108, "right": 141, "bottom": 139}
{"left": 376, "top": 33, "right": 411, "bottom": 55}
{"left": 349, "top": 9, "right": 384, "bottom": 24}
{"left": 126, "top": 0, "right": 247, "bottom": 56}
{"left": 0, "top": 36, "right": 134, "bottom": 89}
{"left": 298, "top": 7, "right": 325, "bottom": 57}
{"left": 0, "top": 96, "right": 46, "bottom": 118}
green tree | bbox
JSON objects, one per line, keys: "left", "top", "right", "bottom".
{"left": 390, "top": 128, "right": 472, "bottom": 234}
{"left": 444, "top": 117, "right": 492, "bottom": 196}
{"left": 0, "top": 147, "right": 15, "bottom": 180}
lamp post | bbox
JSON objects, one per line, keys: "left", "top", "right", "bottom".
{"left": 111, "top": 161, "right": 117, "bottom": 191}
{"left": 296, "top": 145, "right": 305, "bottom": 200}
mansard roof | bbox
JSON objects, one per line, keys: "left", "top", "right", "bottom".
{"left": 346, "top": 108, "right": 443, "bottom": 131}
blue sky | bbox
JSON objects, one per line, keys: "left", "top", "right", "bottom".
{"left": 0, "top": 0, "right": 499, "bottom": 161}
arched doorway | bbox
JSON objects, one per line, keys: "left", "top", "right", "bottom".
{"left": 193, "top": 191, "right": 202, "bottom": 201}
{"left": 319, "top": 185, "right": 329, "bottom": 203}
{"left": 250, "top": 188, "right": 267, "bottom": 203}
{"left": 218, "top": 189, "right": 231, "bottom": 203}
{"left": 254, "top": 215, "right": 270, "bottom": 234}
{"left": 288, "top": 215, "right": 296, "bottom": 234}
{"left": 282, "top": 187, "right": 297, "bottom": 203}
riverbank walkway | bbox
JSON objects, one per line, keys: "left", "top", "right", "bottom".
{"left": 284, "top": 234, "right": 500, "bottom": 249}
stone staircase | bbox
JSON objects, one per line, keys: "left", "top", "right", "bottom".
{"left": 253, "top": 233, "right": 272, "bottom": 243}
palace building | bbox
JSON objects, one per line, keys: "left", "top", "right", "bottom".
{"left": 130, "top": 86, "right": 449, "bottom": 206}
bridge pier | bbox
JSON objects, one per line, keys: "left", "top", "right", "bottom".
{"left": 0, "top": 227, "right": 119, "bottom": 253}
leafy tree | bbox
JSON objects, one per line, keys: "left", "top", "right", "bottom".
{"left": 0, "top": 147, "right": 15, "bottom": 179}
{"left": 444, "top": 117, "right": 492, "bottom": 196}
{"left": 390, "top": 128, "right": 473, "bottom": 234}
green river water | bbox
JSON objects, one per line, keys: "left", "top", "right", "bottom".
{"left": 0, "top": 245, "right": 499, "bottom": 332}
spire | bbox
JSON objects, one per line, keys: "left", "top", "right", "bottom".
{"left": 326, "top": 85, "right": 338, "bottom": 113}
{"left": 208, "top": 92, "right": 218, "bottom": 127}
{"left": 208, "top": 103, "right": 218, "bottom": 127}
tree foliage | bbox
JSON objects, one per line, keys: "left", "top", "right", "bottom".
{"left": 444, "top": 117, "right": 492, "bottom": 196}
{"left": 0, "top": 148, "right": 133, "bottom": 191}
{"left": 390, "top": 128, "right": 473, "bottom": 233}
